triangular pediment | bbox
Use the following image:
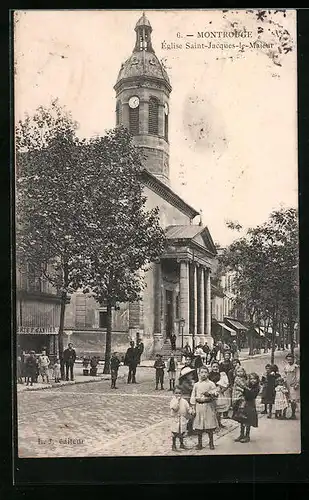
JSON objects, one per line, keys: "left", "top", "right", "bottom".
{"left": 165, "top": 225, "right": 217, "bottom": 256}
{"left": 192, "top": 227, "right": 217, "bottom": 255}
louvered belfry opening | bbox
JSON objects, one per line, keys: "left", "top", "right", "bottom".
{"left": 129, "top": 106, "right": 139, "bottom": 135}
{"left": 164, "top": 112, "right": 168, "bottom": 141}
{"left": 116, "top": 101, "right": 122, "bottom": 126}
{"left": 148, "top": 97, "right": 159, "bottom": 135}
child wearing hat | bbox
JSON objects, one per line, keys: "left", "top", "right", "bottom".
{"left": 154, "top": 354, "right": 165, "bottom": 390}
{"left": 110, "top": 352, "right": 121, "bottom": 389}
{"left": 166, "top": 351, "right": 178, "bottom": 391}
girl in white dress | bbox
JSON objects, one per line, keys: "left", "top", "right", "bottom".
{"left": 170, "top": 386, "right": 192, "bottom": 451}
{"left": 190, "top": 365, "right": 219, "bottom": 450}
{"left": 274, "top": 377, "right": 289, "bottom": 419}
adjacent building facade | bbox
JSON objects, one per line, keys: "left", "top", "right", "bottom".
{"left": 16, "top": 263, "right": 61, "bottom": 361}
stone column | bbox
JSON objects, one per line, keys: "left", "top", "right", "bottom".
{"left": 205, "top": 268, "right": 213, "bottom": 347}
{"left": 172, "top": 290, "right": 177, "bottom": 334}
{"left": 153, "top": 261, "right": 163, "bottom": 352}
{"left": 197, "top": 267, "right": 205, "bottom": 335}
{"left": 194, "top": 264, "right": 198, "bottom": 337}
{"left": 179, "top": 260, "right": 189, "bottom": 336}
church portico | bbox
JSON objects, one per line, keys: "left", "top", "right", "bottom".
{"left": 150, "top": 224, "right": 216, "bottom": 352}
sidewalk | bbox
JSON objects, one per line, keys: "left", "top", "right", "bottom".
{"left": 139, "top": 349, "right": 269, "bottom": 367}
{"left": 17, "top": 363, "right": 125, "bottom": 393}
{"left": 16, "top": 349, "right": 276, "bottom": 392}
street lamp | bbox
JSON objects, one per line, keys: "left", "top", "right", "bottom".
{"left": 180, "top": 318, "right": 185, "bottom": 350}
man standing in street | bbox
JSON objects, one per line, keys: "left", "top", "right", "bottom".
{"left": 63, "top": 343, "right": 76, "bottom": 381}
{"left": 170, "top": 332, "right": 177, "bottom": 351}
{"left": 124, "top": 340, "right": 139, "bottom": 383}
{"left": 231, "top": 340, "right": 239, "bottom": 360}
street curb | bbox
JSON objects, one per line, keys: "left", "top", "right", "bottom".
{"left": 17, "top": 375, "right": 115, "bottom": 392}
{"left": 139, "top": 353, "right": 270, "bottom": 368}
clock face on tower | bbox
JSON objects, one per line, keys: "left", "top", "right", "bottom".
{"left": 164, "top": 102, "right": 169, "bottom": 115}
{"left": 129, "top": 96, "right": 140, "bottom": 109}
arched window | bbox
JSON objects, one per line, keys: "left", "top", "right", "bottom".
{"left": 129, "top": 107, "right": 139, "bottom": 135}
{"left": 116, "top": 101, "right": 122, "bottom": 126}
{"left": 148, "top": 97, "right": 159, "bottom": 135}
{"left": 164, "top": 113, "right": 168, "bottom": 141}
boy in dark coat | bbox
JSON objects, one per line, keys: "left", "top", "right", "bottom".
{"left": 154, "top": 354, "right": 165, "bottom": 390}
{"left": 110, "top": 352, "right": 121, "bottom": 389}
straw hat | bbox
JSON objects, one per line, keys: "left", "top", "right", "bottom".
{"left": 179, "top": 366, "right": 196, "bottom": 380}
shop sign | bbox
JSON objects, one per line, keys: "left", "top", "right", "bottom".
{"left": 18, "top": 326, "right": 58, "bottom": 335}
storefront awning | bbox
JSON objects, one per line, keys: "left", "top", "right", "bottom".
{"left": 18, "top": 327, "right": 58, "bottom": 335}
{"left": 225, "top": 319, "right": 248, "bottom": 331}
{"left": 255, "top": 327, "right": 265, "bottom": 337}
{"left": 218, "top": 322, "right": 237, "bottom": 336}
{"left": 260, "top": 326, "right": 280, "bottom": 337}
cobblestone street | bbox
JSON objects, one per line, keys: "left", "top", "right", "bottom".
{"left": 17, "top": 352, "right": 301, "bottom": 458}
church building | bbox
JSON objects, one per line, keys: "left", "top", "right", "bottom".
{"left": 64, "top": 13, "right": 217, "bottom": 358}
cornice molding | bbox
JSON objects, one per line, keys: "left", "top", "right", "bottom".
{"left": 114, "top": 75, "right": 172, "bottom": 94}
{"left": 140, "top": 169, "right": 198, "bottom": 219}
{"left": 16, "top": 290, "right": 62, "bottom": 304}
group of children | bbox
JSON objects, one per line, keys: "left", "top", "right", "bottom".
{"left": 153, "top": 353, "right": 178, "bottom": 391}
{"left": 168, "top": 352, "right": 300, "bottom": 452}
{"left": 260, "top": 353, "right": 300, "bottom": 420}
{"left": 17, "top": 351, "right": 61, "bottom": 385}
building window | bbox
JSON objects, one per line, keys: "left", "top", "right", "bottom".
{"left": 99, "top": 311, "right": 108, "bottom": 328}
{"left": 148, "top": 97, "right": 159, "bottom": 135}
{"left": 116, "top": 101, "right": 122, "bottom": 126}
{"left": 129, "top": 106, "right": 139, "bottom": 135}
{"left": 164, "top": 113, "right": 168, "bottom": 141}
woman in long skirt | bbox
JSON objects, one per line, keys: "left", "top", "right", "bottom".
{"left": 190, "top": 366, "right": 219, "bottom": 450}
{"left": 283, "top": 353, "right": 300, "bottom": 419}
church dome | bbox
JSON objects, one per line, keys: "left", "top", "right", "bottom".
{"left": 115, "top": 13, "right": 171, "bottom": 91}
{"left": 115, "top": 51, "right": 171, "bottom": 88}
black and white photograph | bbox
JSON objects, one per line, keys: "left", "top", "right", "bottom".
{"left": 14, "top": 9, "right": 300, "bottom": 459}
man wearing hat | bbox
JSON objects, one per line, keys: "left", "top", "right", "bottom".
{"left": 178, "top": 365, "right": 198, "bottom": 435}
{"left": 124, "top": 340, "right": 139, "bottom": 383}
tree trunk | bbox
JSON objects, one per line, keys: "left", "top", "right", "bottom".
{"left": 103, "top": 301, "right": 112, "bottom": 374}
{"left": 248, "top": 331, "right": 254, "bottom": 356}
{"left": 58, "top": 291, "right": 67, "bottom": 380}
{"left": 289, "top": 319, "right": 295, "bottom": 355}
{"left": 270, "top": 315, "right": 277, "bottom": 365}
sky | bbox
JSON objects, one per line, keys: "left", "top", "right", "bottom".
{"left": 14, "top": 9, "right": 298, "bottom": 247}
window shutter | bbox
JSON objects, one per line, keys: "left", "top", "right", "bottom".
{"left": 129, "top": 107, "right": 139, "bottom": 135}
{"left": 116, "top": 101, "right": 122, "bottom": 126}
{"left": 164, "top": 113, "right": 168, "bottom": 140}
{"left": 148, "top": 97, "right": 159, "bottom": 135}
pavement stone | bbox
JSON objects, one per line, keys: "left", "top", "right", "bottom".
{"left": 17, "top": 350, "right": 301, "bottom": 458}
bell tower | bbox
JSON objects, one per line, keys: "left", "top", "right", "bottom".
{"left": 114, "top": 13, "right": 172, "bottom": 185}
